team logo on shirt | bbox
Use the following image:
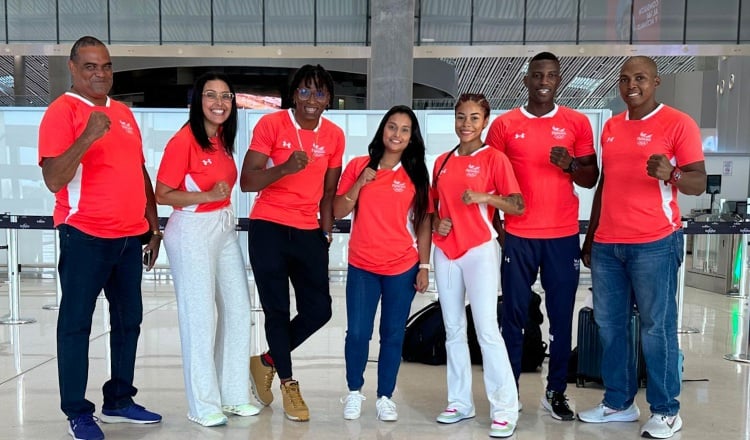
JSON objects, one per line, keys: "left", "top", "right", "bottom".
{"left": 282, "top": 140, "right": 292, "bottom": 149}
{"left": 392, "top": 180, "right": 406, "bottom": 193}
{"left": 311, "top": 143, "right": 326, "bottom": 158}
{"left": 514, "top": 132, "right": 526, "bottom": 139}
{"left": 637, "top": 132, "right": 653, "bottom": 146}
{"left": 465, "top": 164, "right": 480, "bottom": 178}
{"left": 119, "top": 120, "right": 134, "bottom": 135}
{"left": 202, "top": 159, "right": 212, "bottom": 166}
{"left": 551, "top": 125, "right": 567, "bottom": 140}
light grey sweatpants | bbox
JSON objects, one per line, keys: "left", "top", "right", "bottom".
{"left": 164, "top": 208, "right": 252, "bottom": 419}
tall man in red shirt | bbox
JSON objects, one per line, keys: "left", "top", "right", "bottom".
{"left": 578, "top": 56, "right": 706, "bottom": 439}
{"left": 38, "top": 36, "right": 162, "bottom": 440}
{"left": 486, "top": 51, "right": 599, "bottom": 421}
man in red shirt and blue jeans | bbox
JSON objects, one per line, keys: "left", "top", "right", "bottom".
{"left": 38, "top": 36, "right": 162, "bottom": 440}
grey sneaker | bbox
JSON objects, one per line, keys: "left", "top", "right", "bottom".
{"left": 578, "top": 402, "right": 640, "bottom": 423}
{"left": 640, "top": 414, "right": 683, "bottom": 439}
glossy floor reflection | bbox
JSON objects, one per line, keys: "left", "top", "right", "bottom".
{"left": 1, "top": 273, "right": 749, "bottom": 440}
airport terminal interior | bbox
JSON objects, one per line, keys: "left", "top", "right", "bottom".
{"left": 2, "top": 1, "right": 750, "bottom": 439}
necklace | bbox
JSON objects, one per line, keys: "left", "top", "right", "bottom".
{"left": 292, "top": 110, "right": 320, "bottom": 159}
{"left": 294, "top": 125, "right": 320, "bottom": 160}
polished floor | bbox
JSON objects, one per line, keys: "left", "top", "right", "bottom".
{"left": 1, "top": 270, "right": 749, "bottom": 440}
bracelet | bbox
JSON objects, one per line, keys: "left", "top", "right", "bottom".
{"left": 344, "top": 194, "right": 354, "bottom": 202}
{"left": 151, "top": 230, "right": 163, "bottom": 239}
{"left": 418, "top": 263, "right": 431, "bottom": 271}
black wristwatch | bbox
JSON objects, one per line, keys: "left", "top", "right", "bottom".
{"left": 563, "top": 159, "right": 579, "bottom": 174}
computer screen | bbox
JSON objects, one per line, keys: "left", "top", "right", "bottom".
{"left": 706, "top": 175, "right": 722, "bottom": 195}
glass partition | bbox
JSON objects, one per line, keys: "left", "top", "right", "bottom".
{"left": 0, "top": 106, "right": 610, "bottom": 269}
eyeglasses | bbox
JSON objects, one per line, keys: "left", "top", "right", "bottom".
{"left": 202, "top": 91, "right": 234, "bottom": 102}
{"left": 296, "top": 87, "right": 328, "bottom": 103}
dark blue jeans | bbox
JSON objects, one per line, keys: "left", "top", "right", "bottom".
{"left": 500, "top": 232, "right": 580, "bottom": 392}
{"left": 57, "top": 224, "right": 143, "bottom": 419}
{"left": 591, "top": 231, "right": 683, "bottom": 416}
{"left": 344, "top": 264, "right": 418, "bottom": 398}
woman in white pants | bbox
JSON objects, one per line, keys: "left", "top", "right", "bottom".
{"left": 431, "top": 93, "right": 525, "bottom": 438}
{"left": 156, "top": 72, "right": 260, "bottom": 427}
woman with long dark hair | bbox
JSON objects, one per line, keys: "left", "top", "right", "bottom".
{"left": 334, "top": 105, "right": 432, "bottom": 422}
{"left": 156, "top": 72, "right": 260, "bottom": 427}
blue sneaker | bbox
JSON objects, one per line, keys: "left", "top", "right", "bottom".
{"left": 68, "top": 414, "right": 104, "bottom": 440}
{"left": 100, "top": 403, "right": 162, "bottom": 424}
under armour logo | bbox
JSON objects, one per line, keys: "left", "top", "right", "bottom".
{"left": 282, "top": 140, "right": 292, "bottom": 149}
{"left": 606, "top": 136, "right": 615, "bottom": 143}
{"left": 504, "top": 256, "right": 511, "bottom": 263}
{"left": 202, "top": 159, "right": 212, "bottom": 166}
{"left": 514, "top": 133, "right": 525, "bottom": 139}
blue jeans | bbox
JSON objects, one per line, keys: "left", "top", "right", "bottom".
{"left": 344, "top": 264, "right": 418, "bottom": 398}
{"left": 57, "top": 224, "right": 144, "bottom": 418}
{"left": 591, "top": 231, "right": 683, "bottom": 416}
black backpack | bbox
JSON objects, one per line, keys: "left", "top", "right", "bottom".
{"left": 401, "top": 302, "right": 446, "bottom": 365}
{"left": 520, "top": 291, "right": 548, "bottom": 372}
{"left": 466, "top": 293, "right": 548, "bottom": 371}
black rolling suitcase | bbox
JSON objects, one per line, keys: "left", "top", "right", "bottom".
{"left": 576, "top": 306, "right": 647, "bottom": 388}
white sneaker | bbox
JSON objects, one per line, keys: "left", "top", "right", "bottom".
{"left": 341, "top": 391, "right": 366, "bottom": 420}
{"left": 578, "top": 402, "right": 640, "bottom": 423}
{"left": 489, "top": 419, "right": 516, "bottom": 438}
{"left": 375, "top": 396, "right": 398, "bottom": 422}
{"left": 436, "top": 407, "right": 476, "bottom": 424}
{"left": 640, "top": 414, "right": 683, "bottom": 438}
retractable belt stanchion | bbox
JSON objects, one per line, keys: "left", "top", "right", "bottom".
{"left": 678, "top": 221, "right": 699, "bottom": 334}
{"left": 0, "top": 215, "right": 37, "bottom": 325}
{"left": 42, "top": 232, "right": 62, "bottom": 311}
{"left": 724, "top": 235, "right": 750, "bottom": 363}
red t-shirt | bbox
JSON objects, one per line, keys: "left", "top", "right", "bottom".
{"left": 38, "top": 93, "right": 148, "bottom": 238}
{"left": 248, "top": 109, "right": 345, "bottom": 229}
{"left": 157, "top": 125, "right": 236, "bottom": 212}
{"left": 595, "top": 104, "right": 704, "bottom": 243}
{"left": 486, "top": 105, "right": 595, "bottom": 238}
{"left": 337, "top": 156, "right": 432, "bottom": 275}
{"left": 432, "top": 146, "right": 521, "bottom": 259}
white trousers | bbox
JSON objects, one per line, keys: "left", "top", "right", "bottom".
{"left": 164, "top": 208, "right": 252, "bottom": 419}
{"left": 434, "top": 240, "right": 518, "bottom": 423}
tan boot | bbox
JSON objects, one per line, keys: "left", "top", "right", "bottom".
{"left": 249, "top": 355, "right": 275, "bottom": 406}
{"left": 280, "top": 380, "right": 309, "bottom": 421}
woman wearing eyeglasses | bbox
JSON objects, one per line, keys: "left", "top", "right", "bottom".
{"left": 155, "top": 72, "right": 261, "bottom": 427}
{"left": 432, "top": 93, "right": 524, "bottom": 438}
{"left": 240, "top": 64, "right": 345, "bottom": 422}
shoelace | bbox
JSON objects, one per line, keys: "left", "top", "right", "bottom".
{"left": 285, "top": 383, "right": 306, "bottom": 408}
{"left": 263, "top": 366, "right": 276, "bottom": 390}
{"left": 342, "top": 393, "right": 366, "bottom": 411}
{"left": 72, "top": 415, "right": 99, "bottom": 429}
{"left": 378, "top": 398, "right": 396, "bottom": 413}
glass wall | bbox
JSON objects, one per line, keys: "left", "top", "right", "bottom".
{"left": 0, "top": 0, "right": 748, "bottom": 46}
{"left": 0, "top": 106, "right": 609, "bottom": 269}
